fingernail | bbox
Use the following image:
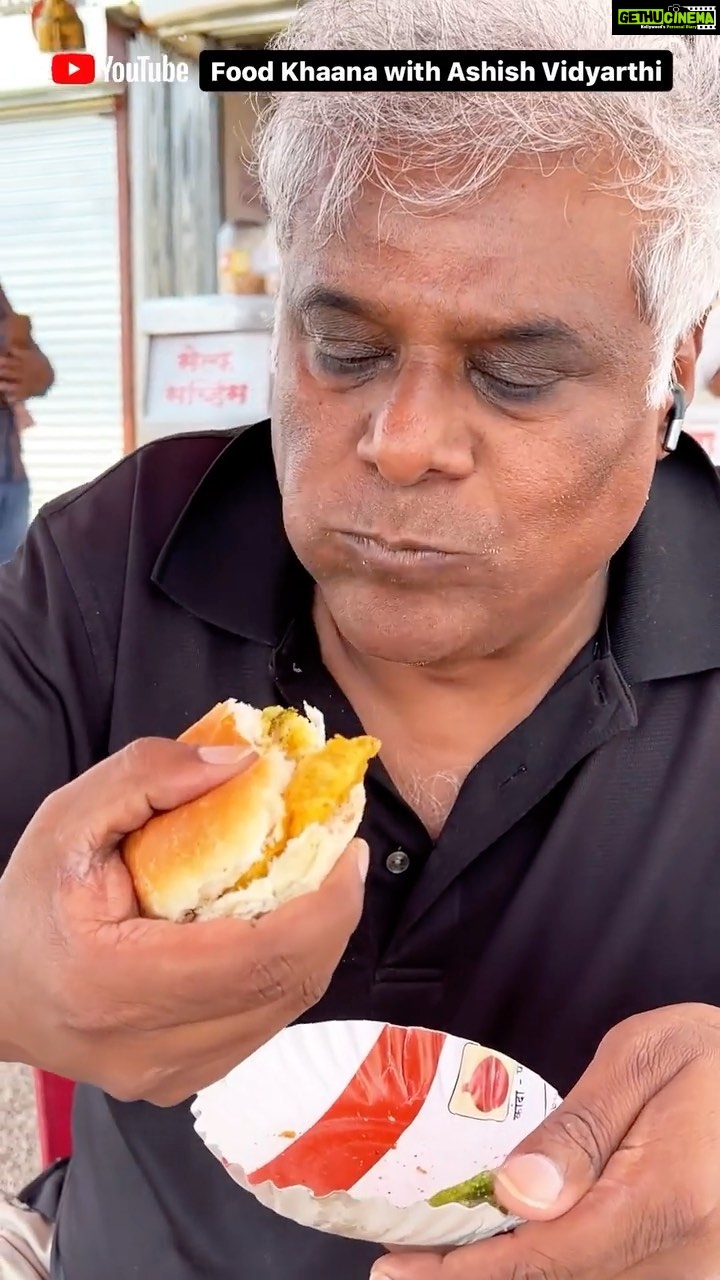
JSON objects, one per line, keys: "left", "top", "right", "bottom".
{"left": 355, "top": 841, "right": 370, "bottom": 883}
{"left": 197, "top": 745, "right": 256, "bottom": 765}
{"left": 495, "top": 1153, "right": 564, "bottom": 1209}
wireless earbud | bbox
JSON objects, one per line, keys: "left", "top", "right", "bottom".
{"left": 661, "top": 383, "right": 686, "bottom": 454}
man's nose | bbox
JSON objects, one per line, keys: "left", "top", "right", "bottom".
{"left": 356, "top": 364, "right": 475, "bottom": 487}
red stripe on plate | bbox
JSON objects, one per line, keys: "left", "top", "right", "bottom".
{"left": 248, "top": 1025, "right": 445, "bottom": 1196}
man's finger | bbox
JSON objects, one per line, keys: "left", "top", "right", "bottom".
{"left": 108, "top": 838, "right": 369, "bottom": 1026}
{"left": 492, "top": 1089, "right": 637, "bottom": 1220}
{"left": 493, "top": 1008, "right": 719, "bottom": 1220}
{"left": 254, "top": 835, "right": 368, "bottom": 947}
{"left": 15, "top": 737, "right": 257, "bottom": 871}
{"left": 371, "top": 1144, "right": 679, "bottom": 1280}
{"left": 99, "top": 838, "right": 369, "bottom": 1097}
{"left": 370, "top": 1254, "right": 441, "bottom": 1280}
{"left": 492, "top": 1028, "right": 659, "bottom": 1219}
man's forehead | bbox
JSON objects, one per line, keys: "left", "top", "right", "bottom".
{"left": 282, "top": 169, "right": 640, "bottom": 348}
{"left": 286, "top": 160, "right": 636, "bottom": 264}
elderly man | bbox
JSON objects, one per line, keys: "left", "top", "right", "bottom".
{"left": 1, "top": 0, "right": 720, "bottom": 1277}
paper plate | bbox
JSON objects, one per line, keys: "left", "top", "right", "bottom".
{"left": 193, "top": 1020, "right": 560, "bottom": 1249}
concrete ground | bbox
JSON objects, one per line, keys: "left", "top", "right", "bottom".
{"left": 0, "top": 1063, "right": 40, "bottom": 1192}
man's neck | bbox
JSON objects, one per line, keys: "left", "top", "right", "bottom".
{"left": 314, "top": 573, "right": 608, "bottom": 761}
{"left": 313, "top": 575, "right": 607, "bottom": 836}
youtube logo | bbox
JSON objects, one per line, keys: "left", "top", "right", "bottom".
{"left": 51, "top": 52, "right": 95, "bottom": 86}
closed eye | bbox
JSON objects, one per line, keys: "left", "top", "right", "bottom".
{"left": 313, "top": 349, "right": 394, "bottom": 377}
{"left": 468, "top": 366, "right": 559, "bottom": 403}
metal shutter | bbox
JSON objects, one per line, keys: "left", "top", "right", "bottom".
{"left": 0, "top": 110, "right": 123, "bottom": 514}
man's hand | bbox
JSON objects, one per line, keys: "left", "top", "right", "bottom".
{"left": 0, "top": 345, "right": 53, "bottom": 402}
{"left": 371, "top": 1006, "right": 720, "bottom": 1279}
{"left": 0, "top": 739, "right": 368, "bottom": 1105}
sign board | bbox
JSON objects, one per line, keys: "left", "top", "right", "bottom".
{"left": 142, "top": 329, "right": 272, "bottom": 440}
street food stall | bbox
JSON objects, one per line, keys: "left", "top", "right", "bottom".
{"left": 123, "top": 0, "right": 286, "bottom": 444}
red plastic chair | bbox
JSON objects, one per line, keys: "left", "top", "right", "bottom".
{"left": 33, "top": 1071, "right": 75, "bottom": 1165}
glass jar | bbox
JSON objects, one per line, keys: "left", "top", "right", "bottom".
{"left": 34, "top": 0, "right": 86, "bottom": 52}
{"left": 257, "top": 224, "right": 281, "bottom": 297}
{"left": 216, "top": 221, "right": 267, "bottom": 296}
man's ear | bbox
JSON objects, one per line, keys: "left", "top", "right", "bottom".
{"left": 692, "top": 311, "right": 711, "bottom": 359}
{"left": 673, "top": 328, "right": 702, "bottom": 406}
{"left": 655, "top": 332, "right": 698, "bottom": 461}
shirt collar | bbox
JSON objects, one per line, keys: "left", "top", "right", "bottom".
{"left": 608, "top": 432, "right": 720, "bottom": 681}
{"left": 153, "top": 421, "right": 720, "bottom": 682}
{"left": 152, "top": 423, "right": 312, "bottom": 646}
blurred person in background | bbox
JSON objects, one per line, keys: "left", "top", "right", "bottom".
{"left": 0, "top": 283, "right": 54, "bottom": 563}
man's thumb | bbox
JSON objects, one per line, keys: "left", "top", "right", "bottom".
{"left": 493, "top": 1093, "right": 621, "bottom": 1221}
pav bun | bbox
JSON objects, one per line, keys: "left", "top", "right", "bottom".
{"left": 122, "top": 701, "right": 380, "bottom": 922}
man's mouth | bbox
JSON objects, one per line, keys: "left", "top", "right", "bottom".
{"left": 341, "top": 530, "right": 461, "bottom": 554}
{"left": 335, "top": 531, "right": 463, "bottom": 570}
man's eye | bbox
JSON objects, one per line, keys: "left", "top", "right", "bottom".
{"left": 469, "top": 367, "right": 557, "bottom": 403}
{"left": 313, "top": 349, "right": 391, "bottom": 376}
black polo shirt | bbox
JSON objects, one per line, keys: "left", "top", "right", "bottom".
{"left": 2, "top": 422, "right": 720, "bottom": 1280}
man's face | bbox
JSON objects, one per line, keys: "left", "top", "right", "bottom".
{"left": 272, "top": 163, "right": 677, "bottom": 665}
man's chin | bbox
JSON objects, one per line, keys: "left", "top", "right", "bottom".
{"left": 319, "top": 583, "right": 478, "bottom": 667}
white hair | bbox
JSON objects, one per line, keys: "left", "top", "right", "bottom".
{"left": 257, "top": 0, "right": 720, "bottom": 404}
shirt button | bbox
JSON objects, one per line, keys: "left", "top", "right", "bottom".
{"left": 385, "top": 849, "right": 410, "bottom": 875}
